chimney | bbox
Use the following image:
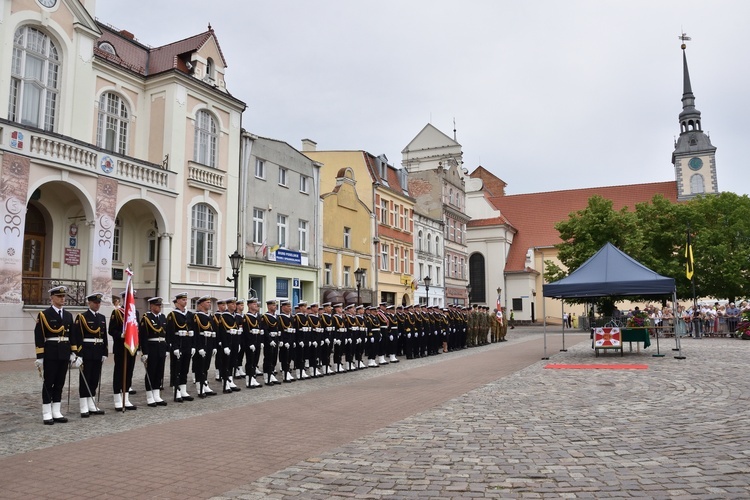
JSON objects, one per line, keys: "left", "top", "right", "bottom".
{"left": 301, "top": 139, "right": 317, "bottom": 152}
{"left": 119, "top": 30, "right": 135, "bottom": 40}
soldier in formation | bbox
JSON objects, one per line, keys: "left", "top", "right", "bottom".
{"left": 71, "top": 292, "right": 108, "bottom": 418}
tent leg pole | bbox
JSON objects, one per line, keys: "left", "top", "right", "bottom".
{"left": 560, "top": 302, "right": 567, "bottom": 352}
{"left": 673, "top": 290, "right": 686, "bottom": 359}
{"left": 542, "top": 298, "right": 549, "bottom": 360}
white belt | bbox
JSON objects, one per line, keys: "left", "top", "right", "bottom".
{"left": 229, "top": 329, "right": 240, "bottom": 335}
{"left": 301, "top": 327, "right": 311, "bottom": 332}
{"left": 338, "top": 328, "right": 347, "bottom": 333}
{"left": 46, "top": 336, "right": 69, "bottom": 342}
{"left": 268, "top": 332, "right": 279, "bottom": 337}
{"left": 148, "top": 337, "right": 166, "bottom": 342}
{"left": 177, "top": 330, "right": 188, "bottom": 337}
{"left": 83, "top": 338, "right": 104, "bottom": 344}
{"left": 200, "top": 331, "right": 216, "bottom": 337}
{"left": 251, "top": 329, "right": 261, "bottom": 334}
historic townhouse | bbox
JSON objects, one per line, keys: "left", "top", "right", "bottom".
{"left": 402, "top": 124, "right": 470, "bottom": 306}
{"left": 238, "top": 133, "right": 322, "bottom": 305}
{"left": 304, "top": 143, "right": 415, "bottom": 306}
{"left": 0, "top": 0, "right": 244, "bottom": 360}
{"left": 413, "top": 212, "right": 445, "bottom": 307}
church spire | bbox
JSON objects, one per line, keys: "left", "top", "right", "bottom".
{"left": 672, "top": 33, "right": 718, "bottom": 201}
{"left": 679, "top": 36, "right": 702, "bottom": 135}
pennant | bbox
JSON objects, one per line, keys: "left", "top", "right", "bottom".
{"left": 270, "top": 244, "right": 280, "bottom": 254}
{"left": 260, "top": 239, "right": 268, "bottom": 256}
{"left": 123, "top": 268, "right": 139, "bottom": 356}
{"left": 685, "top": 232, "right": 694, "bottom": 280}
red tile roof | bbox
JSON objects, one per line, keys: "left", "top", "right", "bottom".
{"left": 488, "top": 181, "right": 679, "bottom": 271}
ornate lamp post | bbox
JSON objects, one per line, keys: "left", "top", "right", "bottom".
{"left": 354, "top": 268, "right": 366, "bottom": 305}
{"left": 423, "top": 276, "right": 431, "bottom": 306}
{"left": 228, "top": 250, "right": 242, "bottom": 298}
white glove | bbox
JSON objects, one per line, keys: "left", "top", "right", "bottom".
{"left": 270, "top": 341, "right": 277, "bottom": 347}
{"left": 212, "top": 349, "right": 217, "bottom": 356}
{"left": 334, "top": 339, "right": 341, "bottom": 345}
{"left": 325, "top": 338, "right": 330, "bottom": 345}
{"left": 34, "top": 358, "right": 44, "bottom": 369}
{"left": 101, "top": 356, "right": 107, "bottom": 363}
{"left": 284, "top": 342, "right": 290, "bottom": 349}
{"left": 69, "top": 353, "right": 77, "bottom": 363}
{"left": 356, "top": 338, "right": 362, "bottom": 344}
{"left": 389, "top": 335, "right": 394, "bottom": 341}
{"left": 370, "top": 337, "right": 375, "bottom": 343}
{"left": 73, "top": 356, "right": 83, "bottom": 368}
{"left": 199, "top": 349, "right": 206, "bottom": 357}
{"left": 313, "top": 341, "right": 318, "bottom": 347}
{"left": 191, "top": 348, "right": 196, "bottom": 356}
{"left": 249, "top": 344, "right": 256, "bottom": 352}
{"left": 223, "top": 347, "right": 230, "bottom": 356}
{"left": 141, "top": 354, "right": 148, "bottom": 364}
{"left": 407, "top": 333, "right": 412, "bottom": 339}
{"left": 120, "top": 331, "right": 125, "bottom": 338}
{"left": 173, "top": 349, "right": 181, "bottom": 359}
{"left": 299, "top": 341, "right": 304, "bottom": 348}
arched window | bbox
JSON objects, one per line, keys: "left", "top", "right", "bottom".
{"left": 206, "top": 58, "right": 214, "bottom": 81}
{"left": 435, "top": 236, "right": 441, "bottom": 256}
{"left": 427, "top": 233, "right": 432, "bottom": 254}
{"left": 194, "top": 110, "right": 218, "bottom": 167}
{"left": 690, "top": 174, "right": 705, "bottom": 195}
{"left": 191, "top": 204, "right": 216, "bottom": 266}
{"left": 469, "top": 253, "right": 487, "bottom": 303}
{"left": 417, "top": 230, "right": 423, "bottom": 252}
{"left": 9, "top": 26, "right": 60, "bottom": 131}
{"left": 97, "top": 92, "right": 129, "bottom": 154}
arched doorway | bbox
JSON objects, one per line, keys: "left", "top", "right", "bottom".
{"left": 22, "top": 204, "right": 47, "bottom": 304}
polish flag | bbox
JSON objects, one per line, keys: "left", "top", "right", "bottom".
{"left": 496, "top": 297, "right": 503, "bottom": 325}
{"left": 123, "top": 269, "right": 139, "bottom": 356}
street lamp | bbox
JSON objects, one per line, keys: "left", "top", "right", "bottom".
{"left": 228, "top": 250, "right": 242, "bottom": 298}
{"left": 354, "top": 268, "right": 366, "bottom": 305}
{"left": 466, "top": 283, "right": 472, "bottom": 304}
{"left": 423, "top": 276, "right": 431, "bottom": 306}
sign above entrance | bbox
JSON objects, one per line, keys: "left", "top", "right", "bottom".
{"left": 64, "top": 248, "right": 80, "bottom": 266}
{"left": 268, "top": 248, "right": 308, "bottom": 266}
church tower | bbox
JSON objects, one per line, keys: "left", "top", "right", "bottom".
{"left": 672, "top": 35, "right": 718, "bottom": 201}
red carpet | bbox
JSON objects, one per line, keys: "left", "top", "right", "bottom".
{"left": 544, "top": 364, "right": 648, "bottom": 370}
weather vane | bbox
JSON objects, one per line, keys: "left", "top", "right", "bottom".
{"left": 678, "top": 31, "right": 691, "bottom": 50}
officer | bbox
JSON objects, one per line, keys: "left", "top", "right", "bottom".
{"left": 385, "top": 305, "right": 400, "bottom": 363}
{"left": 216, "top": 298, "right": 241, "bottom": 393}
{"left": 242, "top": 297, "right": 263, "bottom": 388}
{"left": 139, "top": 297, "right": 168, "bottom": 407}
{"left": 319, "top": 302, "right": 335, "bottom": 375}
{"left": 260, "top": 299, "right": 281, "bottom": 385}
{"left": 166, "top": 292, "right": 195, "bottom": 402}
{"left": 343, "top": 304, "right": 358, "bottom": 371}
{"left": 192, "top": 295, "right": 217, "bottom": 397}
{"left": 234, "top": 299, "right": 247, "bottom": 379}
{"left": 307, "top": 303, "right": 323, "bottom": 377}
{"left": 293, "top": 301, "right": 311, "bottom": 380}
{"left": 365, "top": 306, "right": 380, "bottom": 367}
{"left": 212, "top": 298, "right": 227, "bottom": 382}
{"left": 34, "top": 286, "right": 78, "bottom": 425}
{"left": 110, "top": 290, "right": 137, "bottom": 410}
{"left": 276, "top": 300, "right": 296, "bottom": 382}
{"left": 354, "top": 305, "right": 367, "bottom": 369}
{"left": 331, "top": 303, "right": 347, "bottom": 373}
{"left": 71, "top": 292, "right": 108, "bottom": 418}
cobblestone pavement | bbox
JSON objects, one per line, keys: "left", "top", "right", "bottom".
{"left": 2, "top": 330, "right": 749, "bottom": 499}
{"left": 216, "top": 334, "right": 750, "bottom": 499}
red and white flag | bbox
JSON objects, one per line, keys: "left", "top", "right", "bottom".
{"left": 123, "top": 268, "right": 139, "bottom": 356}
{"left": 496, "top": 296, "right": 503, "bottom": 325}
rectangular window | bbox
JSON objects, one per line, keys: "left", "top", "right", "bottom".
{"left": 419, "top": 263, "right": 424, "bottom": 280}
{"left": 456, "top": 223, "right": 462, "bottom": 244}
{"left": 298, "top": 220, "right": 308, "bottom": 253}
{"left": 512, "top": 298, "right": 523, "bottom": 311}
{"left": 402, "top": 248, "right": 409, "bottom": 274}
{"left": 343, "top": 227, "right": 351, "bottom": 249}
{"left": 393, "top": 246, "right": 399, "bottom": 273}
{"left": 253, "top": 208, "right": 265, "bottom": 245}
{"left": 391, "top": 202, "right": 397, "bottom": 227}
{"left": 299, "top": 175, "right": 309, "bottom": 194}
{"left": 112, "top": 219, "right": 121, "bottom": 262}
{"left": 255, "top": 159, "right": 265, "bottom": 179}
{"left": 381, "top": 243, "right": 389, "bottom": 271}
{"left": 277, "top": 214, "right": 288, "bottom": 248}
{"left": 190, "top": 204, "right": 215, "bottom": 266}
{"left": 276, "top": 278, "right": 289, "bottom": 298}
{"left": 343, "top": 266, "right": 351, "bottom": 287}
{"left": 250, "top": 276, "right": 264, "bottom": 303}
{"left": 427, "top": 264, "right": 432, "bottom": 280}
{"left": 380, "top": 199, "right": 388, "bottom": 224}
{"left": 449, "top": 219, "right": 455, "bottom": 241}
{"left": 278, "top": 167, "right": 288, "bottom": 187}
{"left": 400, "top": 208, "right": 407, "bottom": 231}
{"left": 435, "top": 267, "right": 441, "bottom": 285}
{"left": 324, "top": 263, "right": 332, "bottom": 285}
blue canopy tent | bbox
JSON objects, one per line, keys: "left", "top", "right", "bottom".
{"left": 543, "top": 243, "right": 675, "bottom": 298}
{"left": 542, "top": 243, "right": 677, "bottom": 357}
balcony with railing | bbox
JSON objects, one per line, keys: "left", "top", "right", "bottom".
{"left": 187, "top": 160, "right": 225, "bottom": 193}
{"left": 22, "top": 277, "right": 87, "bottom": 307}
{"left": 0, "top": 118, "right": 175, "bottom": 193}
